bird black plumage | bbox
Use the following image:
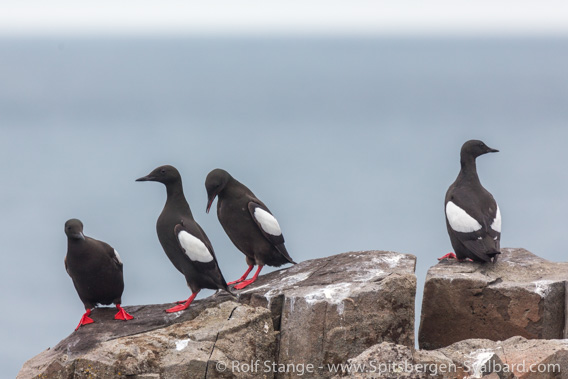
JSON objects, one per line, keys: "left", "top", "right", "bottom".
{"left": 441, "top": 140, "right": 501, "bottom": 263}
{"left": 136, "top": 165, "right": 231, "bottom": 312}
{"left": 64, "top": 218, "right": 133, "bottom": 330}
{"left": 205, "top": 169, "right": 296, "bottom": 289}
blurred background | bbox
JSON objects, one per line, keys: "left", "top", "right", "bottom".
{"left": 2, "top": 1, "right": 568, "bottom": 377}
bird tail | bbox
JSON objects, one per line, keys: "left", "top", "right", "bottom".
{"left": 222, "top": 286, "right": 238, "bottom": 299}
{"left": 489, "top": 249, "right": 501, "bottom": 263}
{"left": 276, "top": 243, "right": 296, "bottom": 265}
{"left": 213, "top": 287, "right": 238, "bottom": 300}
{"left": 226, "top": 288, "right": 238, "bottom": 299}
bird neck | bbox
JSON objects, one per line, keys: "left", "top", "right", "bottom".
{"left": 458, "top": 155, "right": 481, "bottom": 184}
{"left": 165, "top": 180, "right": 185, "bottom": 199}
{"left": 165, "top": 181, "right": 193, "bottom": 215}
{"left": 67, "top": 238, "right": 88, "bottom": 255}
{"left": 68, "top": 238, "right": 85, "bottom": 246}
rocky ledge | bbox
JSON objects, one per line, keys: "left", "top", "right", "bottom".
{"left": 21, "top": 247, "right": 568, "bottom": 378}
{"left": 419, "top": 248, "right": 568, "bottom": 350}
{"left": 19, "top": 250, "right": 417, "bottom": 379}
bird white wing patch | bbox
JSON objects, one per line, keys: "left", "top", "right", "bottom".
{"left": 254, "top": 208, "right": 282, "bottom": 236}
{"left": 177, "top": 230, "right": 214, "bottom": 263}
{"left": 491, "top": 205, "right": 501, "bottom": 233}
{"left": 446, "top": 201, "right": 482, "bottom": 233}
{"left": 114, "top": 249, "right": 123, "bottom": 264}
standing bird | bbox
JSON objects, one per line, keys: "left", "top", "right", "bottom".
{"left": 136, "top": 165, "right": 231, "bottom": 312}
{"left": 64, "top": 219, "right": 134, "bottom": 331}
{"left": 440, "top": 140, "right": 501, "bottom": 263}
{"left": 205, "top": 169, "right": 296, "bottom": 290}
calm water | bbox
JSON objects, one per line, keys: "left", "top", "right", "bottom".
{"left": 2, "top": 36, "right": 568, "bottom": 377}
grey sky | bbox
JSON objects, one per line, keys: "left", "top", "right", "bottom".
{"left": 2, "top": 1, "right": 568, "bottom": 36}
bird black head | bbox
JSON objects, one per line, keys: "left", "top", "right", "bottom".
{"left": 65, "top": 219, "right": 85, "bottom": 240}
{"left": 461, "top": 140, "right": 499, "bottom": 159}
{"left": 205, "top": 168, "right": 231, "bottom": 213}
{"left": 136, "top": 165, "right": 182, "bottom": 185}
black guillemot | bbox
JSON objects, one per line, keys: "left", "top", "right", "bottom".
{"left": 136, "top": 165, "right": 232, "bottom": 312}
{"left": 64, "top": 219, "right": 134, "bottom": 330}
{"left": 205, "top": 169, "right": 296, "bottom": 289}
{"left": 440, "top": 140, "right": 501, "bottom": 263}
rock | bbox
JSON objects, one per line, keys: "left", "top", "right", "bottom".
{"left": 419, "top": 248, "right": 568, "bottom": 350}
{"left": 331, "top": 342, "right": 463, "bottom": 378}
{"left": 333, "top": 342, "right": 424, "bottom": 378}
{"left": 238, "top": 250, "right": 417, "bottom": 378}
{"left": 19, "top": 250, "right": 416, "bottom": 379}
{"left": 335, "top": 337, "right": 567, "bottom": 379}
{"left": 426, "top": 339, "right": 514, "bottom": 379}
{"left": 18, "top": 299, "right": 277, "bottom": 379}
{"left": 330, "top": 341, "right": 467, "bottom": 379}
{"left": 430, "top": 336, "right": 568, "bottom": 379}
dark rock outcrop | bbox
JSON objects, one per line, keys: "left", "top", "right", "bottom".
{"left": 419, "top": 248, "right": 568, "bottom": 350}
{"left": 19, "top": 250, "right": 417, "bottom": 379}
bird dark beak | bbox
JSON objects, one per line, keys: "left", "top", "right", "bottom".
{"left": 136, "top": 175, "right": 153, "bottom": 182}
{"left": 206, "top": 193, "right": 216, "bottom": 214}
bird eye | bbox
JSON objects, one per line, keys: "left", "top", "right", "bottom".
{"left": 161, "top": 169, "right": 166, "bottom": 174}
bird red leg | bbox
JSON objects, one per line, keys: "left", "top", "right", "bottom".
{"left": 166, "top": 290, "right": 199, "bottom": 313}
{"left": 75, "top": 309, "right": 94, "bottom": 331}
{"left": 114, "top": 304, "right": 134, "bottom": 321}
{"left": 234, "top": 266, "right": 263, "bottom": 290}
{"left": 227, "top": 265, "right": 254, "bottom": 286}
{"left": 438, "top": 252, "right": 457, "bottom": 260}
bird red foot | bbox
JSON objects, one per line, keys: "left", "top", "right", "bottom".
{"left": 75, "top": 309, "right": 94, "bottom": 331}
{"left": 234, "top": 278, "right": 257, "bottom": 290}
{"left": 438, "top": 253, "right": 473, "bottom": 262}
{"left": 438, "top": 252, "right": 457, "bottom": 260}
{"left": 227, "top": 265, "right": 254, "bottom": 285}
{"left": 233, "top": 265, "right": 263, "bottom": 290}
{"left": 166, "top": 291, "right": 199, "bottom": 313}
{"left": 114, "top": 304, "right": 134, "bottom": 321}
